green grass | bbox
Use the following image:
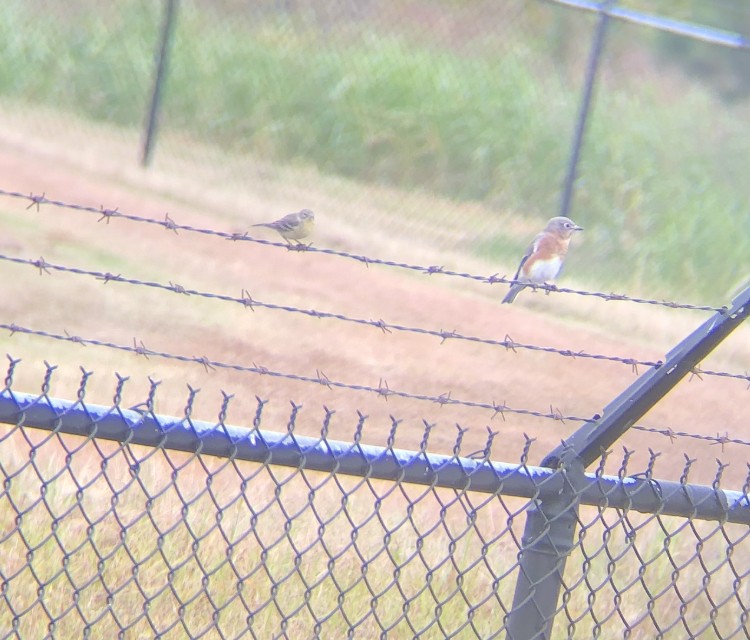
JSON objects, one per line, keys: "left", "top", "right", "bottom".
{"left": 0, "top": 1, "right": 748, "bottom": 301}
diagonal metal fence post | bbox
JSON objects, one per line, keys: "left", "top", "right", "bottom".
{"left": 543, "top": 283, "right": 750, "bottom": 470}
{"left": 507, "top": 284, "right": 750, "bottom": 639}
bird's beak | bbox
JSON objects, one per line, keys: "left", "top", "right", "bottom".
{"left": 574, "top": 225, "right": 584, "bottom": 231}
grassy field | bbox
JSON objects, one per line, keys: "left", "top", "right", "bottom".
{"left": 0, "top": 107, "right": 747, "bottom": 638}
{"left": 1, "top": 0, "right": 749, "bottom": 301}
{"left": 1, "top": 2, "right": 750, "bottom": 638}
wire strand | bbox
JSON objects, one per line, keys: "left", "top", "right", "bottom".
{"left": 0, "top": 188, "right": 726, "bottom": 313}
{"left": 0, "top": 320, "right": 586, "bottom": 424}
{"left": 3, "top": 252, "right": 748, "bottom": 385}
{"left": 2, "top": 321, "right": 748, "bottom": 450}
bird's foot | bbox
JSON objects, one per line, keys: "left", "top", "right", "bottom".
{"left": 288, "top": 242, "right": 312, "bottom": 251}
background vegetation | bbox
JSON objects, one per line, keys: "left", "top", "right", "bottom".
{"left": 2, "top": 1, "right": 750, "bottom": 301}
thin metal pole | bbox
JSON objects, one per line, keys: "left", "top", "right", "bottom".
{"left": 506, "top": 291, "right": 750, "bottom": 640}
{"left": 506, "top": 283, "right": 750, "bottom": 638}
{"left": 559, "top": 1, "right": 613, "bottom": 219}
{"left": 543, "top": 0, "right": 749, "bottom": 49}
{"left": 141, "top": 0, "right": 179, "bottom": 166}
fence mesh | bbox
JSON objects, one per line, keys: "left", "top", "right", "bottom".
{"left": 2, "top": 375, "right": 750, "bottom": 639}
{"left": 3, "top": 2, "right": 750, "bottom": 639}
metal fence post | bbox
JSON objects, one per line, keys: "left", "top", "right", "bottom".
{"left": 559, "top": 1, "right": 614, "bottom": 219}
{"left": 141, "top": 0, "right": 179, "bottom": 166}
{"left": 543, "top": 283, "right": 750, "bottom": 470}
{"left": 506, "top": 283, "right": 750, "bottom": 638}
{"left": 505, "top": 285, "right": 750, "bottom": 639}
{"left": 506, "top": 458, "right": 584, "bottom": 640}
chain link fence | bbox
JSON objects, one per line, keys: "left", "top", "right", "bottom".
{"left": 2, "top": 369, "right": 750, "bottom": 639}
{"left": 3, "top": 2, "right": 750, "bottom": 638}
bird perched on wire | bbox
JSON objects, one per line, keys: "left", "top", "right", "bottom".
{"left": 502, "top": 216, "right": 583, "bottom": 304}
{"left": 252, "top": 209, "right": 315, "bottom": 245}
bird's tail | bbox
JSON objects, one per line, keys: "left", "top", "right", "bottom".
{"left": 502, "top": 285, "right": 523, "bottom": 304}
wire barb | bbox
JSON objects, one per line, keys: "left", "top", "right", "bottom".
{"left": 240, "top": 289, "right": 256, "bottom": 310}
{"left": 316, "top": 370, "right": 333, "bottom": 389}
{"left": 163, "top": 213, "right": 179, "bottom": 233}
{"left": 132, "top": 338, "right": 151, "bottom": 359}
{"left": 25, "top": 191, "right": 46, "bottom": 211}
{"left": 97, "top": 206, "right": 120, "bottom": 223}
{"left": 33, "top": 257, "right": 51, "bottom": 276}
{"left": 169, "top": 281, "right": 188, "bottom": 294}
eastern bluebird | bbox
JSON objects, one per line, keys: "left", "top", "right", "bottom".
{"left": 502, "top": 216, "right": 583, "bottom": 304}
{"left": 252, "top": 209, "right": 315, "bottom": 244}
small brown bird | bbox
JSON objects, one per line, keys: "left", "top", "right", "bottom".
{"left": 502, "top": 216, "right": 583, "bottom": 303}
{"left": 252, "top": 209, "right": 315, "bottom": 244}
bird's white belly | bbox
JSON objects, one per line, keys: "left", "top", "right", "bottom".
{"left": 526, "top": 257, "right": 562, "bottom": 283}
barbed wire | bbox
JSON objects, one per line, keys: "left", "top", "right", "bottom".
{"left": 0, "top": 188, "right": 726, "bottom": 313}
{"left": 2, "top": 252, "right": 748, "bottom": 386}
{"left": 0, "top": 320, "right": 585, "bottom": 424}
{"left": 2, "top": 320, "right": 748, "bottom": 450}
{"left": 2, "top": 191, "right": 748, "bottom": 449}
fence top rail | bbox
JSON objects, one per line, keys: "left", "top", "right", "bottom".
{"left": 544, "top": 0, "right": 750, "bottom": 49}
{"left": 2, "top": 387, "right": 749, "bottom": 525}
